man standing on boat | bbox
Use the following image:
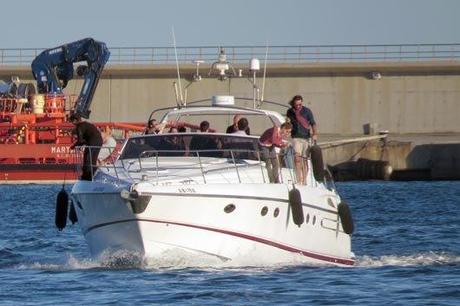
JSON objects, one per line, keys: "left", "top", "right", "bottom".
{"left": 286, "top": 95, "right": 317, "bottom": 184}
{"left": 69, "top": 113, "right": 103, "bottom": 181}
{"left": 259, "top": 122, "right": 292, "bottom": 183}
{"left": 98, "top": 126, "right": 117, "bottom": 164}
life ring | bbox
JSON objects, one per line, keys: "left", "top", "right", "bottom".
{"left": 55, "top": 188, "right": 69, "bottom": 231}
{"left": 338, "top": 201, "right": 354, "bottom": 234}
{"left": 288, "top": 187, "right": 304, "bottom": 226}
{"left": 310, "top": 145, "right": 324, "bottom": 182}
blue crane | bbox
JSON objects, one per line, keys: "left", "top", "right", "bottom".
{"left": 31, "top": 38, "right": 110, "bottom": 118}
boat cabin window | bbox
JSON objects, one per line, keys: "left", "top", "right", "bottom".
{"left": 120, "top": 133, "right": 260, "bottom": 160}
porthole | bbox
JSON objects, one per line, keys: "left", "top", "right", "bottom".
{"left": 261, "top": 206, "right": 268, "bottom": 216}
{"left": 273, "top": 208, "right": 280, "bottom": 218}
{"left": 312, "top": 215, "right": 316, "bottom": 225}
{"left": 305, "top": 213, "right": 310, "bottom": 224}
{"left": 224, "top": 204, "right": 236, "bottom": 213}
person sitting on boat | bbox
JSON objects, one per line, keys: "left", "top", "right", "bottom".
{"left": 69, "top": 113, "right": 103, "bottom": 181}
{"left": 286, "top": 95, "right": 317, "bottom": 184}
{"left": 228, "top": 117, "right": 254, "bottom": 159}
{"left": 98, "top": 126, "right": 117, "bottom": 164}
{"left": 226, "top": 114, "right": 250, "bottom": 135}
{"left": 161, "top": 127, "right": 186, "bottom": 156}
{"left": 144, "top": 119, "right": 166, "bottom": 135}
{"left": 232, "top": 117, "right": 250, "bottom": 136}
{"left": 259, "top": 122, "right": 292, "bottom": 183}
{"left": 189, "top": 120, "right": 220, "bottom": 157}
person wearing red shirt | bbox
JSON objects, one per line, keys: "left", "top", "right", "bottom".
{"left": 259, "top": 122, "right": 292, "bottom": 183}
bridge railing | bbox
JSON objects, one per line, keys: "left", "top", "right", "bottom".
{"left": 1, "top": 44, "right": 459, "bottom": 65}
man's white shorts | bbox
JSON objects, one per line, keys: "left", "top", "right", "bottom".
{"left": 292, "top": 138, "right": 310, "bottom": 158}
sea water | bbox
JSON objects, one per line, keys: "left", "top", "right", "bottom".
{"left": 0, "top": 181, "right": 458, "bottom": 305}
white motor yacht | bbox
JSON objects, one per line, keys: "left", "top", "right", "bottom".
{"left": 70, "top": 50, "right": 355, "bottom": 266}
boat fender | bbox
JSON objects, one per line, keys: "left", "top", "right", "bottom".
{"left": 68, "top": 201, "right": 78, "bottom": 224}
{"left": 310, "top": 145, "right": 324, "bottom": 182}
{"left": 55, "top": 187, "right": 69, "bottom": 231}
{"left": 288, "top": 187, "right": 304, "bottom": 227}
{"left": 131, "top": 196, "right": 151, "bottom": 214}
{"left": 338, "top": 202, "right": 354, "bottom": 234}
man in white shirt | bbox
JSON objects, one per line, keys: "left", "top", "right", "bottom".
{"left": 232, "top": 117, "right": 249, "bottom": 135}
{"left": 98, "top": 126, "right": 117, "bottom": 164}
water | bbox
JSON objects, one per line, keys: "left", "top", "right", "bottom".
{"left": 0, "top": 181, "right": 459, "bottom": 305}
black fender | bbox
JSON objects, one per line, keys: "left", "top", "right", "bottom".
{"left": 55, "top": 188, "right": 69, "bottom": 231}
{"left": 310, "top": 145, "right": 324, "bottom": 182}
{"left": 68, "top": 201, "right": 78, "bottom": 224}
{"left": 289, "top": 187, "right": 304, "bottom": 226}
{"left": 338, "top": 201, "right": 354, "bottom": 234}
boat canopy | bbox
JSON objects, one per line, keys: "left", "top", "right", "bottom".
{"left": 160, "top": 106, "right": 286, "bottom": 127}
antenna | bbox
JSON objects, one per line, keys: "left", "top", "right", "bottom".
{"left": 249, "top": 57, "right": 260, "bottom": 109}
{"left": 172, "top": 27, "right": 184, "bottom": 106}
{"left": 192, "top": 60, "right": 204, "bottom": 81}
{"left": 260, "top": 43, "right": 269, "bottom": 104}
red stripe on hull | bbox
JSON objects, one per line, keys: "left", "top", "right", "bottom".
{"left": 85, "top": 217, "right": 355, "bottom": 266}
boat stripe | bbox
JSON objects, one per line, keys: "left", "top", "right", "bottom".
{"left": 74, "top": 192, "right": 337, "bottom": 214}
{"left": 84, "top": 218, "right": 354, "bottom": 266}
{"left": 141, "top": 192, "right": 337, "bottom": 215}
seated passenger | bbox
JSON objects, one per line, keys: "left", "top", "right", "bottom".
{"left": 144, "top": 119, "right": 166, "bottom": 135}
{"left": 161, "top": 127, "right": 185, "bottom": 156}
{"left": 232, "top": 117, "right": 249, "bottom": 135}
{"left": 228, "top": 117, "right": 255, "bottom": 159}
{"left": 226, "top": 115, "right": 250, "bottom": 135}
{"left": 189, "top": 121, "right": 219, "bottom": 157}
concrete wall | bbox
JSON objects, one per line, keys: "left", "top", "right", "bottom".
{"left": 2, "top": 62, "right": 460, "bottom": 134}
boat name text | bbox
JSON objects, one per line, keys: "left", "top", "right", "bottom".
{"left": 178, "top": 188, "right": 196, "bottom": 193}
{"left": 51, "top": 146, "right": 72, "bottom": 154}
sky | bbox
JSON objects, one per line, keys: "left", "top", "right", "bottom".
{"left": 1, "top": 0, "right": 459, "bottom": 48}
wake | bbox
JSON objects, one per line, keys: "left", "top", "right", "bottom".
{"left": 354, "top": 251, "right": 460, "bottom": 267}
{"left": 12, "top": 250, "right": 460, "bottom": 271}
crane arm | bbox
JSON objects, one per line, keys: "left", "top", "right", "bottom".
{"left": 31, "top": 37, "right": 110, "bottom": 118}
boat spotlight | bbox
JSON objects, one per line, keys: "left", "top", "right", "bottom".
{"left": 209, "top": 48, "right": 235, "bottom": 81}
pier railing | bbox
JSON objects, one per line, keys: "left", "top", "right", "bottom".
{"left": 1, "top": 44, "right": 460, "bottom": 65}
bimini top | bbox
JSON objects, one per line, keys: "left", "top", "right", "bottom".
{"left": 159, "top": 105, "right": 286, "bottom": 127}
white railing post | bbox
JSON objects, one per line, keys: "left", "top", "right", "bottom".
{"left": 230, "top": 150, "right": 241, "bottom": 183}
{"left": 196, "top": 152, "right": 206, "bottom": 184}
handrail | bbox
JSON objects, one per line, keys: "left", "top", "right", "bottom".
{"left": 1, "top": 44, "right": 460, "bottom": 65}
{"left": 91, "top": 147, "right": 303, "bottom": 185}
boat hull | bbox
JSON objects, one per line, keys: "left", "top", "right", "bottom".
{"left": 0, "top": 163, "right": 78, "bottom": 183}
{"left": 72, "top": 181, "right": 354, "bottom": 266}
{"left": 0, "top": 143, "right": 78, "bottom": 183}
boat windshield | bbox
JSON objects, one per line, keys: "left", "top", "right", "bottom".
{"left": 120, "top": 133, "right": 261, "bottom": 160}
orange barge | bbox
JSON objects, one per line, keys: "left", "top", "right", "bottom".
{"left": 0, "top": 94, "right": 144, "bottom": 183}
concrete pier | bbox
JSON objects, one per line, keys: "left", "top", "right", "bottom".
{"left": 321, "top": 134, "right": 459, "bottom": 180}
{"left": 1, "top": 60, "right": 459, "bottom": 179}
